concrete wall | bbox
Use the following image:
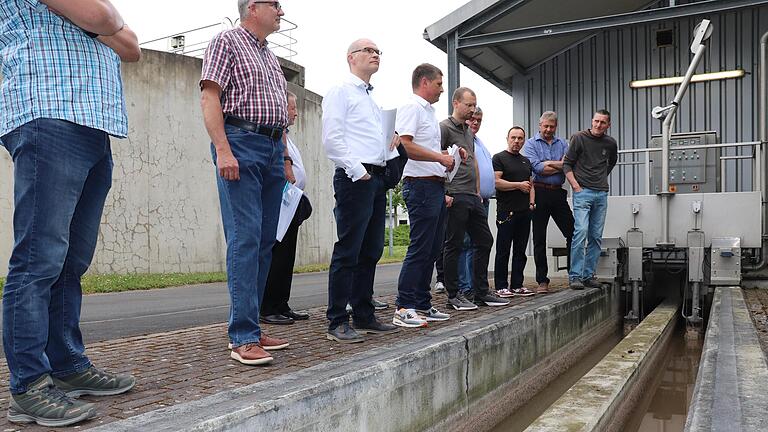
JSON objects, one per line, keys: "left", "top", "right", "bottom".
{"left": 0, "top": 49, "right": 334, "bottom": 276}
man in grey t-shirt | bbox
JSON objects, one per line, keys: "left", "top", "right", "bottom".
{"left": 563, "top": 109, "right": 618, "bottom": 290}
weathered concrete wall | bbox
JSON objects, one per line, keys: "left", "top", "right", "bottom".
{"left": 0, "top": 49, "right": 333, "bottom": 276}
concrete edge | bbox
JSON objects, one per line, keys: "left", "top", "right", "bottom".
{"left": 684, "top": 287, "right": 768, "bottom": 432}
{"left": 526, "top": 300, "right": 679, "bottom": 432}
{"left": 90, "top": 288, "right": 617, "bottom": 432}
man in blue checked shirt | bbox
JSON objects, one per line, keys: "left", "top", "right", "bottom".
{"left": 0, "top": 0, "right": 139, "bottom": 427}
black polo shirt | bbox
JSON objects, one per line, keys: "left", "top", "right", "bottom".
{"left": 492, "top": 150, "right": 532, "bottom": 215}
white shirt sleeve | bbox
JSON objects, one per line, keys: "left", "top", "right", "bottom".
{"left": 395, "top": 103, "right": 419, "bottom": 138}
{"left": 321, "top": 85, "right": 368, "bottom": 181}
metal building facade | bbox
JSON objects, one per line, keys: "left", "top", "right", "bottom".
{"left": 510, "top": 5, "right": 768, "bottom": 196}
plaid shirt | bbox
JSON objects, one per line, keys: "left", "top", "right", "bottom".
{"left": 0, "top": 0, "right": 128, "bottom": 138}
{"left": 201, "top": 26, "right": 287, "bottom": 128}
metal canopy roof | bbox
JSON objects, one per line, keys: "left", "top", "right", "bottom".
{"left": 425, "top": 0, "right": 768, "bottom": 98}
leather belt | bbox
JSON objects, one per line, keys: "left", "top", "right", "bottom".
{"left": 534, "top": 182, "right": 563, "bottom": 191}
{"left": 362, "top": 163, "right": 387, "bottom": 175}
{"left": 403, "top": 175, "right": 445, "bottom": 183}
{"left": 224, "top": 115, "right": 283, "bottom": 140}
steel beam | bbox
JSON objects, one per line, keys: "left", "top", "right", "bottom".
{"left": 459, "top": 0, "right": 529, "bottom": 37}
{"left": 447, "top": 30, "right": 461, "bottom": 114}
{"left": 458, "top": 0, "right": 768, "bottom": 49}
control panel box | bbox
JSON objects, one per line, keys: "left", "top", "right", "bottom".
{"left": 649, "top": 131, "right": 719, "bottom": 194}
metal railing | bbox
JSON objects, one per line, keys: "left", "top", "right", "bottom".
{"left": 139, "top": 17, "right": 298, "bottom": 59}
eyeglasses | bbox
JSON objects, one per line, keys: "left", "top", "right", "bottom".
{"left": 350, "top": 47, "right": 382, "bottom": 56}
{"left": 251, "top": 1, "right": 282, "bottom": 10}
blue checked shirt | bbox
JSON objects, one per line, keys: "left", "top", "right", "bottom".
{"left": 521, "top": 132, "right": 568, "bottom": 185}
{"left": 0, "top": 0, "right": 128, "bottom": 138}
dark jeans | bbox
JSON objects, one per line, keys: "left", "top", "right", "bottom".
{"left": 457, "top": 199, "right": 490, "bottom": 294}
{"left": 2, "top": 119, "right": 112, "bottom": 394}
{"left": 396, "top": 178, "right": 446, "bottom": 310}
{"left": 532, "top": 187, "right": 574, "bottom": 284}
{"left": 443, "top": 194, "right": 493, "bottom": 298}
{"left": 327, "top": 169, "right": 386, "bottom": 329}
{"left": 212, "top": 124, "right": 284, "bottom": 347}
{"left": 262, "top": 212, "right": 302, "bottom": 316}
{"left": 494, "top": 209, "right": 532, "bottom": 291}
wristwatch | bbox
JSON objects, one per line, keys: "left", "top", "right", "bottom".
{"left": 283, "top": 156, "right": 293, "bottom": 164}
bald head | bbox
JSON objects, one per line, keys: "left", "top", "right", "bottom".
{"left": 348, "top": 38, "right": 375, "bottom": 54}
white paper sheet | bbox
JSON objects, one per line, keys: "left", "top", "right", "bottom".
{"left": 382, "top": 108, "right": 400, "bottom": 160}
{"left": 276, "top": 182, "right": 303, "bottom": 242}
{"left": 446, "top": 145, "right": 462, "bottom": 182}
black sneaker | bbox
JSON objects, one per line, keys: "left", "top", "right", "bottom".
{"left": 582, "top": 277, "right": 603, "bottom": 289}
{"left": 8, "top": 375, "right": 97, "bottom": 427}
{"left": 354, "top": 319, "right": 400, "bottom": 335}
{"left": 569, "top": 278, "right": 585, "bottom": 290}
{"left": 475, "top": 292, "right": 510, "bottom": 307}
{"left": 52, "top": 366, "right": 135, "bottom": 397}
{"left": 327, "top": 322, "right": 365, "bottom": 343}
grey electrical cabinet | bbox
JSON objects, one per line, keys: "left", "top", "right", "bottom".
{"left": 649, "top": 131, "right": 719, "bottom": 194}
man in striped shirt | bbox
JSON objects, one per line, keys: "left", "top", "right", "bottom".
{"left": 200, "top": 0, "right": 291, "bottom": 366}
{"left": 0, "top": 0, "right": 139, "bottom": 426}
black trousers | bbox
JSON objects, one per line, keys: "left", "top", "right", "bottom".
{"left": 531, "top": 187, "right": 574, "bottom": 284}
{"left": 261, "top": 212, "right": 302, "bottom": 316}
{"left": 443, "top": 194, "right": 493, "bottom": 298}
{"left": 494, "top": 209, "right": 532, "bottom": 291}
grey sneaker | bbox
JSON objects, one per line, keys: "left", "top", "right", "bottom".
{"left": 8, "top": 375, "right": 97, "bottom": 427}
{"left": 447, "top": 293, "right": 478, "bottom": 311}
{"left": 582, "top": 277, "right": 603, "bottom": 289}
{"left": 354, "top": 319, "right": 400, "bottom": 334}
{"left": 416, "top": 307, "right": 451, "bottom": 321}
{"left": 327, "top": 322, "right": 365, "bottom": 343}
{"left": 475, "top": 292, "right": 511, "bottom": 306}
{"left": 570, "top": 278, "right": 585, "bottom": 290}
{"left": 434, "top": 282, "right": 446, "bottom": 294}
{"left": 52, "top": 366, "right": 135, "bottom": 397}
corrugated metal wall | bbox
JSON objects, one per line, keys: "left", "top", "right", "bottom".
{"left": 511, "top": 4, "right": 768, "bottom": 195}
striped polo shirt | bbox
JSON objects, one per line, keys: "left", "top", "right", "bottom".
{"left": 0, "top": 0, "right": 128, "bottom": 138}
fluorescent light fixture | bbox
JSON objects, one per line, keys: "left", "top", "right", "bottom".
{"left": 629, "top": 69, "right": 745, "bottom": 88}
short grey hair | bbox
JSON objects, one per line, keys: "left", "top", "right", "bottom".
{"left": 238, "top": 0, "right": 250, "bottom": 20}
{"left": 539, "top": 111, "right": 557, "bottom": 123}
{"left": 473, "top": 107, "right": 483, "bottom": 116}
{"left": 286, "top": 90, "right": 297, "bottom": 102}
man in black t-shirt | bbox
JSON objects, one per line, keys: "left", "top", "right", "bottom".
{"left": 492, "top": 127, "right": 536, "bottom": 297}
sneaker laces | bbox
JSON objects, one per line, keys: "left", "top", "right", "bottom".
{"left": 39, "top": 383, "right": 76, "bottom": 408}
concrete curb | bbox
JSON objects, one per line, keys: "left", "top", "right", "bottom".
{"left": 91, "top": 287, "right": 618, "bottom": 432}
{"left": 526, "top": 299, "right": 679, "bottom": 432}
{"left": 685, "top": 287, "right": 768, "bottom": 432}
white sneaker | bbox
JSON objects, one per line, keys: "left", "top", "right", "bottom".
{"left": 434, "top": 282, "right": 446, "bottom": 294}
{"left": 496, "top": 288, "right": 515, "bottom": 298}
{"left": 416, "top": 307, "right": 450, "bottom": 321}
{"left": 392, "top": 308, "right": 428, "bottom": 328}
{"left": 512, "top": 287, "right": 535, "bottom": 297}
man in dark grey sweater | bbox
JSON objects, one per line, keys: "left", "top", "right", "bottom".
{"left": 563, "top": 109, "right": 618, "bottom": 289}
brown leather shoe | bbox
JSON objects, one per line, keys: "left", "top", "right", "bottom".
{"left": 230, "top": 343, "right": 273, "bottom": 365}
{"left": 537, "top": 282, "right": 550, "bottom": 294}
{"left": 260, "top": 335, "right": 289, "bottom": 351}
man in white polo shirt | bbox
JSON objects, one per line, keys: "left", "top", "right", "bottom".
{"left": 393, "top": 63, "right": 457, "bottom": 328}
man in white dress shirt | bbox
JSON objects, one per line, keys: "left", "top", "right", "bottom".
{"left": 392, "top": 63, "right": 456, "bottom": 328}
{"left": 322, "top": 38, "right": 400, "bottom": 343}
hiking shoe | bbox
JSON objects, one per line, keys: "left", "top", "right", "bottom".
{"left": 354, "top": 319, "right": 400, "bottom": 334}
{"left": 372, "top": 299, "right": 389, "bottom": 310}
{"left": 570, "top": 278, "right": 585, "bottom": 290}
{"left": 512, "top": 287, "right": 535, "bottom": 297}
{"left": 475, "top": 293, "right": 511, "bottom": 306}
{"left": 8, "top": 375, "right": 97, "bottom": 427}
{"left": 260, "top": 335, "right": 289, "bottom": 351}
{"left": 231, "top": 343, "right": 274, "bottom": 365}
{"left": 447, "top": 293, "right": 478, "bottom": 311}
{"left": 393, "top": 308, "right": 428, "bottom": 328}
{"left": 52, "top": 366, "right": 135, "bottom": 397}
{"left": 416, "top": 307, "right": 451, "bottom": 322}
{"left": 327, "top": 323, "right": 365, "bottom": 343}
{"left": 537, "top": 282, "right": 550, "bottom": 294}
{"left": 496, "top": 288, "right": 515, "bottom": 298}
{"left": 434, "top": 282, "right": 446, "bottom": 294}
{"left": 582, "top": 277, "right": 603, "bottom": 289}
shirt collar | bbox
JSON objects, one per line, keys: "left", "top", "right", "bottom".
{"left": 346, "top": 73, "right": 373, "bottom": 92}
{"left": 447, "top": 116, "right": 468, "bottom": 131}
{"left": 238, "top": 26, "right": 268, "bottom": 48}
{"left": 534, "top": 132, "right": 563, "bottom": 145}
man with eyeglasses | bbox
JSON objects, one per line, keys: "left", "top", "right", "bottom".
{"left": 440, "top": 88, "right": 509, "bottom": 311}
{"left": 1, "top": 0, "right": 139, "bottom": 426}
{"left": 200, "top": 0, "right": 291, "bottom": 366}
{"left": 322, "top": 39, "right": 401, "bottom": 343}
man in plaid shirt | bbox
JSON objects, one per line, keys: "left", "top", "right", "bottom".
{"left": 200, "top": 0, "right": 292, "bottom": 366}
{"left": 0, "top": 0, "right": 139, "bottom": 427}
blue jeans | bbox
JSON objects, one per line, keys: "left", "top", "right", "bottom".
{"left": 212, "top": 124, "right": 284, "bottom": 347}
{"left": 457, "top": 199, "right": 489, "bottom": 294}
{"left": 327, "top": 169, "right": 386, "bottom": 329}
{"left": 396, "top": 178, "right": 446, "bottom": 310}
{"left": 2, "top": 119, "right": 113, "bottom": 394}
{"left": 569, "top": 188, "right": 608, "bottom": 281}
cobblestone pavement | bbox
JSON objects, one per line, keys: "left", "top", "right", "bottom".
{"left": 0, "top": 279, "right": 568, "bottom": 431}
{"left": 743, "top": 288, "right": 768, "bottom": 356}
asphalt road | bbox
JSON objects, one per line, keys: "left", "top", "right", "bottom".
{"left": 0, "top": 263, "right": 403, "bottom": 346}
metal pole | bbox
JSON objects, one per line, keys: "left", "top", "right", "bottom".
{"left": 446, "top": 30, "right": 460, "bottom": 115}
{"left": 690, "top": 282, "right": 702, "bottom": 324}
{"left": 388, "top": 189, "right": 394, "bottom": 256}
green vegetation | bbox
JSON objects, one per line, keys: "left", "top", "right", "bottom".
{"left": 0, "top": 244, "right": 409, "bottom": 295}
{"left": 384, "top": 224, "right": 411, "bottom": 246}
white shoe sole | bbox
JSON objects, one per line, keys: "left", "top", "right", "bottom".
{"left": 8, "top": 408, "right": 96, "bottom": 428}
{"left": 230, "top": 351, "right": 273, "bottom": 365}
{"left": 449, "top": 304, "right": 478, "bottom": 311}
{"left": 228, "top": 342, "right": 289, "bottom": 350}
{"left": 392, "top": 317, "right": 428, "bottom": 328}
{"left": 483, "top": 301, "right": 510, "bottom": 306}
